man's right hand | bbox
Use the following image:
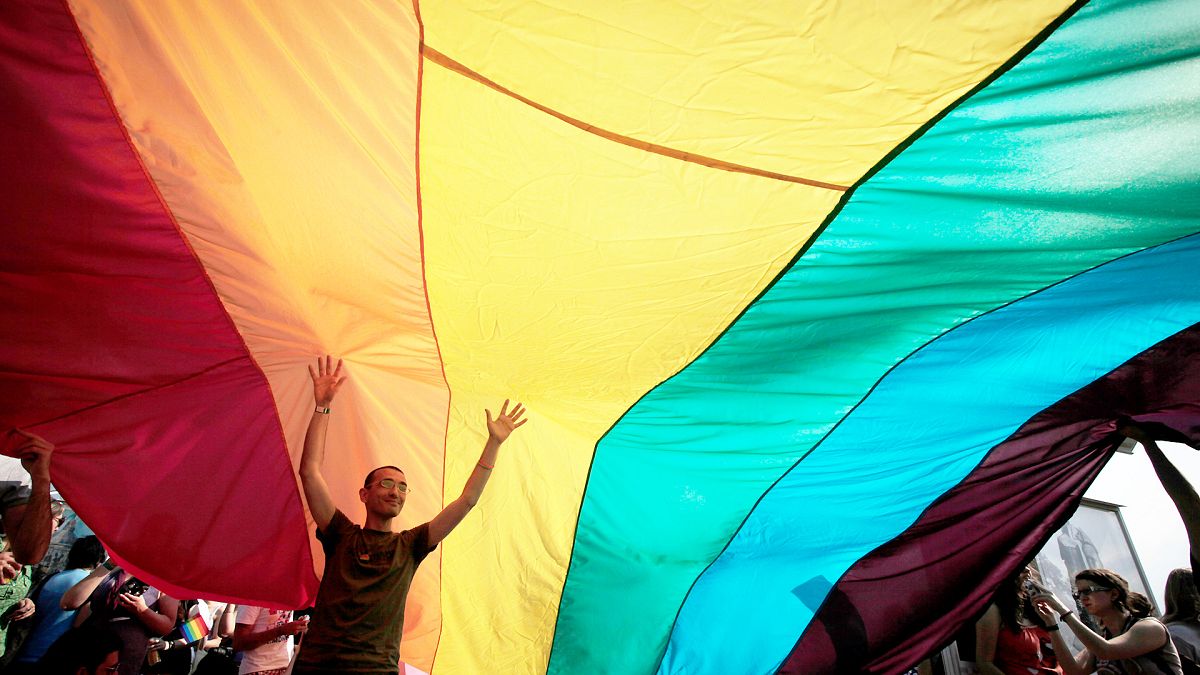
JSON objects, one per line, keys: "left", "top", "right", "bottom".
{"left": 308, "top": 355, "right": 347, "bottom": 407}
{"left": 11, "top": 430, "right": 53, "bottom": 483}
{"left": 282, "top": 618, "right": 310, "bottom": 636}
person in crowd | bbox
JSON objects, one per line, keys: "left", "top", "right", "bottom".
{"left": 8, "top": 535, "right": 107, "bottom": 673}
{"left": 62, "top": 564, "right": 179, "bottom": 675}
{"left": 1034, "top": 567, "right": 1183, "bottom": 675}
{"left": 293, "top": 356, "right": 528, "bottom": 675}
{"left": 0, "top": 500, "right": 66, "bottom": 663}
{"left": 192, "top": 603, "right": 240, "bottom": 675}
{"left": 1163, "top": 568, "right": 1200, "bottom": 674}
{"left": 145, "top": 599, "right": 214, "bottom": 675}
{"left": 149, "top": 598, "right": 240, "bottom": 674}
{"left": 976, "top": 565, "right": 1063, "bottom": 674}
{"left": 233, "top": 604, "right": 308, "bottom": 675}
{"left": 38, "top": 624, "right": 123, "bottom": 675}
{"left": 0, "top": 429, "right": 56, "bottom": 566}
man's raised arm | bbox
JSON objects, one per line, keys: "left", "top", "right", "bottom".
{"left": 4, "top": 430, "right": 54, "bottom": 564}
{"left": 300, "top": 356, "right": 347, "bottom": 531}
{"left": 1121, "top": 423, "right": 1200, "bottom": 558}
{"left": 428, "top": 400, "right": 527, "bottom": 545}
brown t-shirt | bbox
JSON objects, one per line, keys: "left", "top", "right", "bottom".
{"left": 295, "top": 510, "right": 435, "bottom": 674}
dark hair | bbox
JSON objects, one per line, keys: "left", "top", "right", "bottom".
{"left": 38, "top": 624, "right": 122, "bottom": 673}
{"left": 1163, "top": 568, "right": 1200, "bottom": 624}
{"left": 363, "top": 465, "right": 404, "bottom": 488}
{"left": 66, "top": 535, "right": 107, "bottom": 570}
{"left": 993, "top": 566, "right": 1047, "bottom": 632}
{"left": 1076, "top": 568, "right": 1154, "bottom": 618}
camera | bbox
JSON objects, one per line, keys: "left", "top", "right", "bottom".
{"left": 119, "top": 577, "right": 150, "bottom": 597}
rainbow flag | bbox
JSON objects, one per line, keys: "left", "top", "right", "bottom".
{"left": 180, "top": 615, "right": 210, "bottom": 644}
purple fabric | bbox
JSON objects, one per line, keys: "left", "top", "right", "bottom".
{"left": 782, "top": 324, "right": 1200, "bottom": 673}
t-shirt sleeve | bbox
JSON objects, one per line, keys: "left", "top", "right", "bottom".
{"left": 405, "top": 522, "right": 437, "bottom": 564}
{"left": 236, "top": 604, "right": 261, "bottom": 625}
{"left": 0, "top": 483, "right": 30, "bottom": 511}
{"left": 315, "top": 509, "right": 354, "bottom": 552}
{"left": 0, "top": 455, "right": 31, "bottom": 511}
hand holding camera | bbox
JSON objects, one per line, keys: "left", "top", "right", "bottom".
{"left": 118, "top": 591, "right": 150, "bottom": 614}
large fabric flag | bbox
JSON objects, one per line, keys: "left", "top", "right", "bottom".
{"left": 2, "top": 0, "right": 1198, "bottom": 672}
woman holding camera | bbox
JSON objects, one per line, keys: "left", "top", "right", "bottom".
{"left": 62, "top": 564, "right": 179, "bottom": 675}
{"left": 976, "top": 565, "right": 1063, "bottom": 674}
{"left": 1034, "top": 567, "right": 1182, "bottom": 675}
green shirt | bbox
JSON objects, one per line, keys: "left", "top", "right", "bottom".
{"left": 0, "top": 565, "right": 32, "bottom": 660}
{"left": 295, "top": 510, "right": 434, "bottom": 674}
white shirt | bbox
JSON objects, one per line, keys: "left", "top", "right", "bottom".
{"left": 237, "top": 605, "right": 294, "bottom": 673}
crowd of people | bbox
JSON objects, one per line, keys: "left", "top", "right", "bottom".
{"left": 0, "top": 358, "right": 527, "bottom": 675}
{"left": 1, "top": 361, "right": 1197, "bottom": 675}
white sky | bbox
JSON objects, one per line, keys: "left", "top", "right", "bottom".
{"left": 1085, "top": 440, "right": 1200, "bottom": 610}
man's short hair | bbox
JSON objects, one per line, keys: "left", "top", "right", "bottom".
{"left": 66, "top": 535, "right": 107, "bottom": 570}
{"left": 363, "top": 465, "right": 405, "bottom": 488}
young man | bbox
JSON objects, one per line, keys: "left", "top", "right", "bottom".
{"left": 293, "top": 356, "right": 527, "bottom": 675}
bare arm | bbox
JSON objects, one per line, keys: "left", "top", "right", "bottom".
{"left": 196, "top": 603, "right": 227, "bottom": 650}
{"left": 1038, "top": 591, "right": 1166, "bottom": 662}
{"left": 969, "top": 605, "right": 1008, "bottom": 672}
{"left": 300, "top": 412, "right": 336, "bottom": 531}
{"left": 61, "top": 565, "right": 111, "bottom": 610}
{"left": 4, "top": 430, "right": 55, "bottom": 564}
{"left": 122, "top": 592, "right": 177, "bottom": 636}
{"left": 428, "top": 400, "right": 527, "bottom": 546}
{"left": 233, "top": 617, "right": 308, "bottom": 652}
{"left": 1033, "top": 598, "right": 1091, "bottom": 675}
{"left": 1066, "top": 612, "right": 1167, "bottom": 661}
{"left": 974, "top": 604, "right": 1006, "bottom": 675}
{"left": 217, "top": 604, "right": 237, "bottom": 638}
{"left": 72, "top": 601, "right": 92, "bottom": 627}
{"left": 300, "top": 356, "right": 347, "bottom": 531}
{"left": 1130, "top": 430, "right": 1200, "bottom": 557}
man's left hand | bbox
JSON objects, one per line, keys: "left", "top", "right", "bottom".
{"left": 486, "top": 400, "right": 527, "bottom": 444}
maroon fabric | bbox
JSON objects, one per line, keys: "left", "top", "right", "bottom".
{"left": 781, "top": 324, "right": 1200, "bottom": 674}
{"left": 0, "top": 1, "right": 316, "bottom": 606}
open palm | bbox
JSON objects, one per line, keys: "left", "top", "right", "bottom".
{"left": 308, "top": 355, "right": 347, "bottom": 407}
{"left": 486, "top": 400, "right": 527, "bottom": 443}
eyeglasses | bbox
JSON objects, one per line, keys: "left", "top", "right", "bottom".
{"left": 368, "top": 478, "right": 410, "bottom": 494}
{"left": 102, "top": 664, "right": 121, "bottom": 674}
{"left": 1072, "top": 586, "right": 1111, "bottom": 600}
